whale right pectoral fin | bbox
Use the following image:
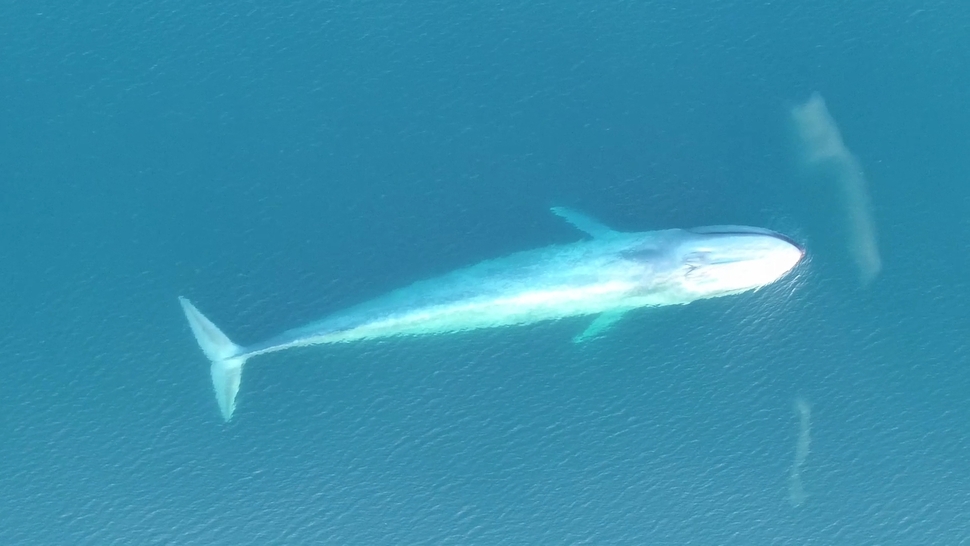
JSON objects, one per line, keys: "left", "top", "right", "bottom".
{"left": 573, "top": 311, "right": 627, "bottom": 343}
{"left": 551, "top": 207, "right": 619, "bottom": 238}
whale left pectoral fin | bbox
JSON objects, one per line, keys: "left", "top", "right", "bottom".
{"left": 573, "top": 311, "right": 627, "bottom": 343}
{"left": 551, "top": 207, "right": 619, "bottom": 238}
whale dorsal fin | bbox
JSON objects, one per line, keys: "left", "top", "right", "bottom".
{"left": 550, "top": 207, "right": 618, "bottom": 238}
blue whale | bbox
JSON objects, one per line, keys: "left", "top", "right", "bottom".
{"left": 181, "top": 207, "right": 804, "bottom": 420}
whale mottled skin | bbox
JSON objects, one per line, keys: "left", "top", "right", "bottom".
{"left": 180, "top": 207, "right": 804, "bottom": 420}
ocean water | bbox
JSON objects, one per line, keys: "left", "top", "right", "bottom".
{"left": 2, "top": 0, "right": 969, "bottom": 544}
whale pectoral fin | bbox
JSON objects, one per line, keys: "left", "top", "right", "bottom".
{"left": 573, "top": 311, "right": 627, "bottom": 343}
{"left": 550, "top": 207, "right": 618, "bottom": 238}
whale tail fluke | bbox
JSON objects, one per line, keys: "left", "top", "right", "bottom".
{"left": 179, "top": 297, "right": 248, "bottom": 421}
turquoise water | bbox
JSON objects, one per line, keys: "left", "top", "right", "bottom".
{"left": 2, "top": 1, "right": 969, "bottom": 543}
